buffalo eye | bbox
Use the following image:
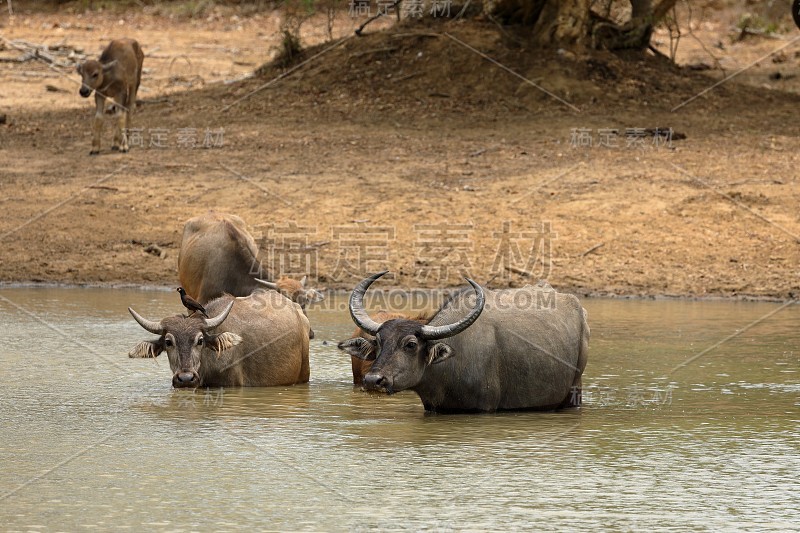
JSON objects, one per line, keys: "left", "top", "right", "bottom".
{"left": 164, "top": 338, "right": 173, "bottom": 347}
{"left": 92, "top": 73, "right": 98, "bottom": 78}
{"left": 404, "top": 338, "right": 418, "bottom": 350}
{"left": 196, "top": 337, "right": 204, "bottom": 346}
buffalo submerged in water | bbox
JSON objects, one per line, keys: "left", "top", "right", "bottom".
{"left": 128, "top": 291, "right": 311, "bottom": 388}
{"left": 339, "top": 272, "right": 590, "bottom": 413}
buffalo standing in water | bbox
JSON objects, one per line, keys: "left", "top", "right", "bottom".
{"left": 340, "top": 272, "right": 589, "bottom": 413}
{"left": 128, "top": 292, "right": 310, "bottom": 388}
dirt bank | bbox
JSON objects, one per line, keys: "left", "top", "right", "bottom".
{"left": 1, "top": 4, "right": 798, "bottom": 299}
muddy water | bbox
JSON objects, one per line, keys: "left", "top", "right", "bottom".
{"left": 0, "top": 288, "right": 798, "bottom": 530}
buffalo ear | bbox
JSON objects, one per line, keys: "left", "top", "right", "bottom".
{"left": 427, "top": 343, "right": 454, "bottom": 365}
{"left": 337, "top": 337, "right": 377, "bottom": 361}
{"left": 102, "top": 59, "right": 118, "bottom": 72}
{"left": 129, "top": 339, "right": 164, "bottom": 358}
{"left": 306, "top": 288, "right": 324, "bottom": 303}
{"left": 205, "top": 332, "right": 243, "bottom": 355}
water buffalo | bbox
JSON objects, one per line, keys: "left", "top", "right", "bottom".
{"left": 177, "top": 212, "right": 265, "bottom": 304}
{"left": 178, "top": 213, "right": 324, "bottom": 308}
{"left": 76, "top": 38, "right": 143, "bottom": 154}
{"left": 343, "top": 272, "right": 589, "bottom": 413}
{"left": 255, "top": 275, "right": 324, "bottom": 340}
{"left": 338, "top": 311, "right": 423, "bottom": 385}
{"left": 255, "top": 276, "right": 324, "bottom": 315}
{"left": 128, "top": 291, "right": 310, "bottom": 388}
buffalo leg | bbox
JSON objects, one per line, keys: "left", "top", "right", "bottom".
{"left": 91, "top": 112, "right": 103, "bottom": 155}
{"left": 116, "top": 111, "right": 129, "bottom": 153}
{"left": 111, "top": 114, "right": 121, "bottom": 151}
{"left": 90, "top": 94, "right": 104, "bottom": 155}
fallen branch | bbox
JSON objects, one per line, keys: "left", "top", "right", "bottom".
{"left": 729, "top": 178, "right": 783, "bottom": 186}
{"left": 144, "top": 243, "right": 167, "bottom": 259}
{"left": 392, "top": 71, "right": 420, "bottom": 83}
{"left": 223, "top": 72, "right": 255, "bottom": 85}
{"left": 137, "top": 97, "right": 171, "bottom": 105}
{"left": 505, "top": 265, "right": 532, "bottom": 277}
{"left": 579, "top": 243, "right": 604, "bottom": 257}
{"left": 736, "top": 26, "right": 788, "bottom": 42}
{"left": 192, "top": 43, "right": 238, "bottom": 52}
{"left": 300, "top": 240, "right": 330, "bottom": 251}
{"left": 390, "top": 32, "right": 440, "bottom": 39}
{"left": 14, "top": 71, "right": 56, "bottom": 78}
{"left": 0, "top": 37, "right": 84, "bottom": 68}
{"left": 355, "top": 0, "right": 402, "bottom": 36}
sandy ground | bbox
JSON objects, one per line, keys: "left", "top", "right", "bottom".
{"left": 0, "top": 2, "right": 798, "bottom": 300}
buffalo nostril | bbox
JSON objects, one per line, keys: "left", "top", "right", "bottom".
{"left": 363, "top": 374, "right": 386, "bottom": 390}
{"left": 172, "top": 371, "right": 199, "bottom": 389}
{"left": 177, "top": 372, "right": 196, "bottom": 383}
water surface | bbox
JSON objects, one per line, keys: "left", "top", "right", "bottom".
{"left": 0, "top": 288, "right": 798, "bottom": 530}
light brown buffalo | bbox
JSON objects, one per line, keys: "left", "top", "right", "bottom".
{"left": 255, "top": 276, "right": 324, "bottom": 315}
{"left": 177, "top": 213, "right": 324, "bottom": 330}
{"left": 178, "top": 212, "right": 265, "bottom": 304}
{"left": 128, "top": 291, "right": 310, "bottom": 388}
{"left": 77, "top": 38, "right": 144, "bottom": 154}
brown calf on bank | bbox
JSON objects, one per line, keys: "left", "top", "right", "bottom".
{"left": 76, "top": 38, "right": 144, "bottom": 155}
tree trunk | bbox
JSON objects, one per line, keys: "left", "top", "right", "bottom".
{"left": 491, "top": 0, "right": 679, "bottom": 51}
{"left": 530, "top": 0, "right": 592, "bottom": 48}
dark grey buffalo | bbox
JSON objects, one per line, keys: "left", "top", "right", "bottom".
{"left": 339, "top": 272, "right": 589, "bottom": 413}
{"left": 128, "top": 291, "right": 310, "bottom": 388}
{"left": 337, "top": 311, "right": 419, "bottom": 385}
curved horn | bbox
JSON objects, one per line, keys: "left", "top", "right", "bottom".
{"left": 254, "top": 278, "right": 278, "bottom": 290}
{"left": 128, "top": 307, "right": 165, "bottom": 335}
{"left": 420, "top": 279, "right": 485, "bottom": 340}
{"left": 349, "top": 271, "right": 389, "bottom": 336}
{"left": 203, "top": 300, "right": 235, "bottom": 330}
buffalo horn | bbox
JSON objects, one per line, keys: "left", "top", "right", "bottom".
{"left": 254, "top": 278, "right": 279, "bottom": 290}
{"left": 128, "top": 307, "right": 165, "bottom": 335}
{"left": 348, "top": 271, "right": 389, "bottom": 336}
{"left": 203, "top": 300, "right": 235, "bottom": 330}
{"left": 419, "top": 279, "right": 485, "bottom": 340}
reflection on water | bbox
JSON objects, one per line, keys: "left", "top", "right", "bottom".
{"left": 0, "top": 288, "right": 798, "bottom": 530}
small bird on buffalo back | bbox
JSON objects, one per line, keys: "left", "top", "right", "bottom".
{"left": 177, "top": 287, "right": 208, "bottom": 318}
